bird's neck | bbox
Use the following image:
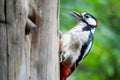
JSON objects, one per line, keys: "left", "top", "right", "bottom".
{"left": 77, "top": 22, "right": 96, "bottom": 34}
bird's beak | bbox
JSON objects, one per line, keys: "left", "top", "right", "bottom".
{"left": 71, "top": 11, "right": 83, "bottom": 20}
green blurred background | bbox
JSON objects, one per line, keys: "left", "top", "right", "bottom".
{"left": 60, "top": 0, "right": 120, "bottom": 80}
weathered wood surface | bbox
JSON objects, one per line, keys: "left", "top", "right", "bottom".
{"left": 0, "top": 0, "right": 59, "bottom": 80}
{"left": 0, "top": 0, "right": 7, "bottom": 80}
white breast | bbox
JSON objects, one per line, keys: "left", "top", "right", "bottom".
{"left": 60, "top": 25, "right": 91, "bottom": 63}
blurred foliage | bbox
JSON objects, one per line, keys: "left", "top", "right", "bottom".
{"left": 60, "top": 0, "right": 120, "bottom": 80}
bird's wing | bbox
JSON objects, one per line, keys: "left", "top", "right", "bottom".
{"left": 75, "top": 32, "right": 93, "bottom": 66}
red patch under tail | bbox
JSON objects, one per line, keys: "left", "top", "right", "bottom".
{"left": 60, "top": 61, "right": 73, "bottom": 80}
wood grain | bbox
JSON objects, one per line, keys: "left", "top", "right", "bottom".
{"left": 0, "top": 0, "right": 59, "bottom": 80}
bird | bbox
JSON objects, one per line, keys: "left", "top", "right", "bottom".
{"left": 59, "top": 11, "right": 98, "bottom": 80}
{"left": 25, "top": 18, "right": 38, "bottom": 35}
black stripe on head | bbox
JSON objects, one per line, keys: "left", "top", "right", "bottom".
{"left": 85, "top": 13, "right": 97, "bottom": 21}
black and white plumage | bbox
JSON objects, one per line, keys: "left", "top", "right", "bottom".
{"left": 60, "top": 11, "right": 98, "bottom": 80}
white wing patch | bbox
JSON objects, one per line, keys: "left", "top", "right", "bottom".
{"left": 83, "top": 41, "right": 92, "bottom": 59}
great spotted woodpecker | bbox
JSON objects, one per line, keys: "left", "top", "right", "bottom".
{"left": 59, "top": 11, "right": 98, "bottom": 80}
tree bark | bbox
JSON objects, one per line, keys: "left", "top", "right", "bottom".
{"left": 0, "top": 0, "right": 59, "bottom": 80}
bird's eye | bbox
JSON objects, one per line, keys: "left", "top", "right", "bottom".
{"left": 85, "top": 15, "right": 89, "bottom": 18}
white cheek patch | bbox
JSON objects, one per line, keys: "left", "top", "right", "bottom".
{"left": 87, "top": 18, "right": 96, "bottom": 26}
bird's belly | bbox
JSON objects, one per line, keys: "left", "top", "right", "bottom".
{"left": 67, "top": 32, "right": 90, "bottom": 63}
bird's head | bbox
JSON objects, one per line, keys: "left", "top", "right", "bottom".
{"left": 71, "top": 11, "right": 98, "bottom": 28}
